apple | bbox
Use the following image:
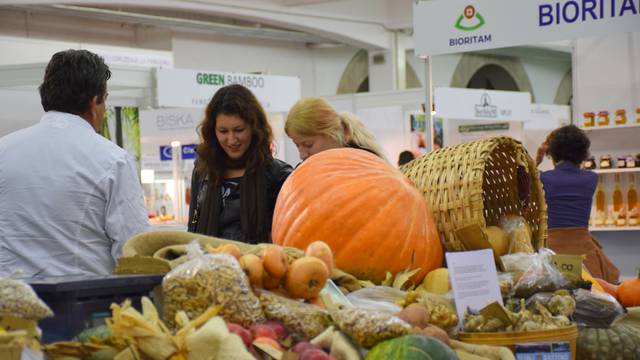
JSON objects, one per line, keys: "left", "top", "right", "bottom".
{"left": 250, "top": 324, "right": 278, "bottom": 341}
{"left": 264, "top": 320, "right": 288, "bottom": 340}
{"left": 291, "top": 341, "right": 317, "bottom": 354}
{"left": 300, "top": 348, "right": 332, "bottom": 360}
{"left": 226, "top": 322, "right": 252, "bottom": 348}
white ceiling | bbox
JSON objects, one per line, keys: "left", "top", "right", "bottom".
{"left": 0, "top": 0, "right": 414, "bottom": 49}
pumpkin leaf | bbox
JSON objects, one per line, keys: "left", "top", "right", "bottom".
{"left": 392, "top": 268, "right": 421, "bottom": 290}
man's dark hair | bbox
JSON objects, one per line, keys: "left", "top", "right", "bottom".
{"left": 398, "top": 150, "right": 415, "bottom": 166}
{"left": 547, "top": 124, "right": 591, "bottom": 165}
{"left": 39, "top": 49, "right": 111, "bottom": 115}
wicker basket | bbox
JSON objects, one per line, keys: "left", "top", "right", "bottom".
{"left": 459, "top": 325, "right": 578, "bottom": 360}
{"left": 401, "top": 136, "right": 547, "bottom": 252}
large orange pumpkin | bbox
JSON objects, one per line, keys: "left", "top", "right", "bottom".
{"left": 272, "top": 148, "right": 443, "bottom": 283}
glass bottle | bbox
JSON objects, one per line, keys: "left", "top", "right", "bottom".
{"left": 597, "top": 111, "right": 610, "bottom": 126}
{"left": 628, "top": 173, "right": 638, "bottom": 226}
{"left": 594, "top": 176, "right": 606, "bottom": 226}
{"left": 613, "top": 174, "right": 626, "bottom": 226}
{"left": 615, "top": 109, "right": 627, "bottom": 125}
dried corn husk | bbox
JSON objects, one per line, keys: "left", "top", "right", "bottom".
{"left": 107, "top": 297, "right": 179, "bottom": 360}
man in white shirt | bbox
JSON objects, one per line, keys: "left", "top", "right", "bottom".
{"left": 0, "top": 49, "right": 151, "bottom": 277}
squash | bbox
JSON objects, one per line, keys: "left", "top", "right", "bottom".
{"left": 595, "top": 278, "right": 619, "bottom": 298}
{"left": 577, "top": 323, "right": 640, "bottom": 359}
{"left": 580, "top": 270, "right": 604, "bottom": 293}
{"left": 618, "top": 270, "right": 640, "bottom": 307}
{"left": 421, "top": 268, "right": 450, "bottom": 295}
{"left": 272, "top": 148, "right": 443, "bottom": 283}
{"left": 365, "top": 335, "right": 458, "bottom": 360}
{"left": 482, "top": 226, "right": 509, "bottom": 257}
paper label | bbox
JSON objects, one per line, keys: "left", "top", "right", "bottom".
{"left": 515, "top": 342, "right": 571, "bottom": 360}
{"left": 551, "top": 254, "right": 583, "bottom": 281}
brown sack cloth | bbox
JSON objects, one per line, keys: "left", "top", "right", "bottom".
{"left": 547, "top": 227, "right": 620, "bottom": 284}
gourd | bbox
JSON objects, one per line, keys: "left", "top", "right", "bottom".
{"left": 482, "top": 226, "right": 509, "bottom": 257}
{"left": 421, "top": 268, "right": 450, "bottom": 295}
{"left": 365, "top": 335, "right": 458, "bottom": 360}
{"left": 595, "top": 278, "right": 619, "bottom": 298}
{"left": 272, "top": 148, "right": 443, "bottom": 283}
{"left": 618, "top": 270, "right": 640, "bottom": 307}
{"left": 577, "top": 323, "right": 640, "bottom": 359}
{"left": 580, "top": 270, "right": 605, "bottom": 293}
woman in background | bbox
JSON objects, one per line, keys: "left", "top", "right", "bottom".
{"left": 285, "top": 96, "right": 388, "bottom": 163}
{"left": 188, "top": 84, "right": 292, "bottom": 243}
{"left": 537, "top": 124, "right": 619, "bottom": 283}
{"left": 398, "top": 150, "right": 416, "bottom": 166}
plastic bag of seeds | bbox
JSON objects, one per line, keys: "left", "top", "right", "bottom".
{"left": 162, "top": 241, "right": 265, "bottom": 329}
{"left": 257, "top": 290, "right": 332, "bottom": 340}
{"left": 333, "top": 307, "right": 411, "bottom": 348}
{"left": 0, "top": 277, "right": 53, "bottom": 320}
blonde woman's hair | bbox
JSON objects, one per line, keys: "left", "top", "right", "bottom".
{"left": 285, "top": 96, "right": 388, "bottom": 161}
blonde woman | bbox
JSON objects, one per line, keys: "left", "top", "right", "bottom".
{"left": 285, "top": 96, "right": 388, "bottom": 162}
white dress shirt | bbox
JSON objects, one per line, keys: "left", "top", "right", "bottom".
{"left": 0, "top": 112, "right": 151, "bottom": 277}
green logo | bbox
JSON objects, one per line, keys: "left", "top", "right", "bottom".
{"left": 455, "top": 5, "right": 485, "bottom": 31}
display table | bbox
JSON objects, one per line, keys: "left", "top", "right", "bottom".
{"left": 28, "top": 274, "right": 163, "bottom": 342}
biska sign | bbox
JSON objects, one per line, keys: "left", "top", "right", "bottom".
{"left": 413, "top": 0, "right": 640, "bottom": 56}
{"left": 155, "top": 68, "right": 301, "bottom": 112}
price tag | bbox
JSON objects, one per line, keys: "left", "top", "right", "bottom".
{"left": 551, "top": 254, "right": 583, "bottom": 281}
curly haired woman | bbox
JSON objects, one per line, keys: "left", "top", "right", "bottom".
{"left": 537, "top": 124, "right": 619, "bottom": 283}
{"left": 188, "top": 84, "right": 293, "bottom": 243}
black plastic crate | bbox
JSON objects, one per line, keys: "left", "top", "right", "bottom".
{"left": 28, "top": 274, "right": 163, "bottom": 342}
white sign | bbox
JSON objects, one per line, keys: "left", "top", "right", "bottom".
{"left": 435, "top": 87, "right": 531, "bottom": 121}
{"left": 445, "top": 249, "right": 503, "bottom": 328}
{"left": 155, "top": 69, "right": 301, "bottom": 112}
{"left": 414, "top": 0, "right": 640, "bottom": 56}
{"left": 139, "top": 108, "right": 203, "bottom": 144}
{"left": 528, "top": 104, "right": 571, "bottom": 130}
{"left": 89, "top": 48, "right": 174, "bottom": 68}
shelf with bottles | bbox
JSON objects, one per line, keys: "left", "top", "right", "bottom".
{"left": 583, "top": 154, "right": 640, "bottom": 172}
{"left": 589, "top": 226, "right": 640, "bottom": 232}
{"left": 580, "top": 108, "right": 640, "bottom": 131}
{"left": 590, "top": 173, "right": 639, "bottom": 229}
{"left": 593, "top": 168, "right": 640, "bottom": 175}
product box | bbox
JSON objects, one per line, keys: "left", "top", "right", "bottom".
{"left": 515, "top": 342, "right": 571, "bottom": 360}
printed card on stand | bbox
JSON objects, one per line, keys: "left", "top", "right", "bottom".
{"left": 446, "top": 249, "right": 503, "bottom": 328}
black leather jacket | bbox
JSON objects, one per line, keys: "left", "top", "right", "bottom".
{"left": 187, "top": 159, "right": 293, "bottom": 242}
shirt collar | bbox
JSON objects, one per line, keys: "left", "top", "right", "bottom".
{"left": 40, "top": 111, "right": 96, "bottom": 133}
{"left": 555, "top": 161, "right": 580, "bottom": 171}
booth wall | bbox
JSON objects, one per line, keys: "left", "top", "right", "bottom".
{"left": 406, "top": 50, "right": 570, "bottom": 104}
{"left": 0, "top": 89, "right": 43, "bottom": 136}
{"left": 574, "top": 32, "right": 640, "bottom": 280}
